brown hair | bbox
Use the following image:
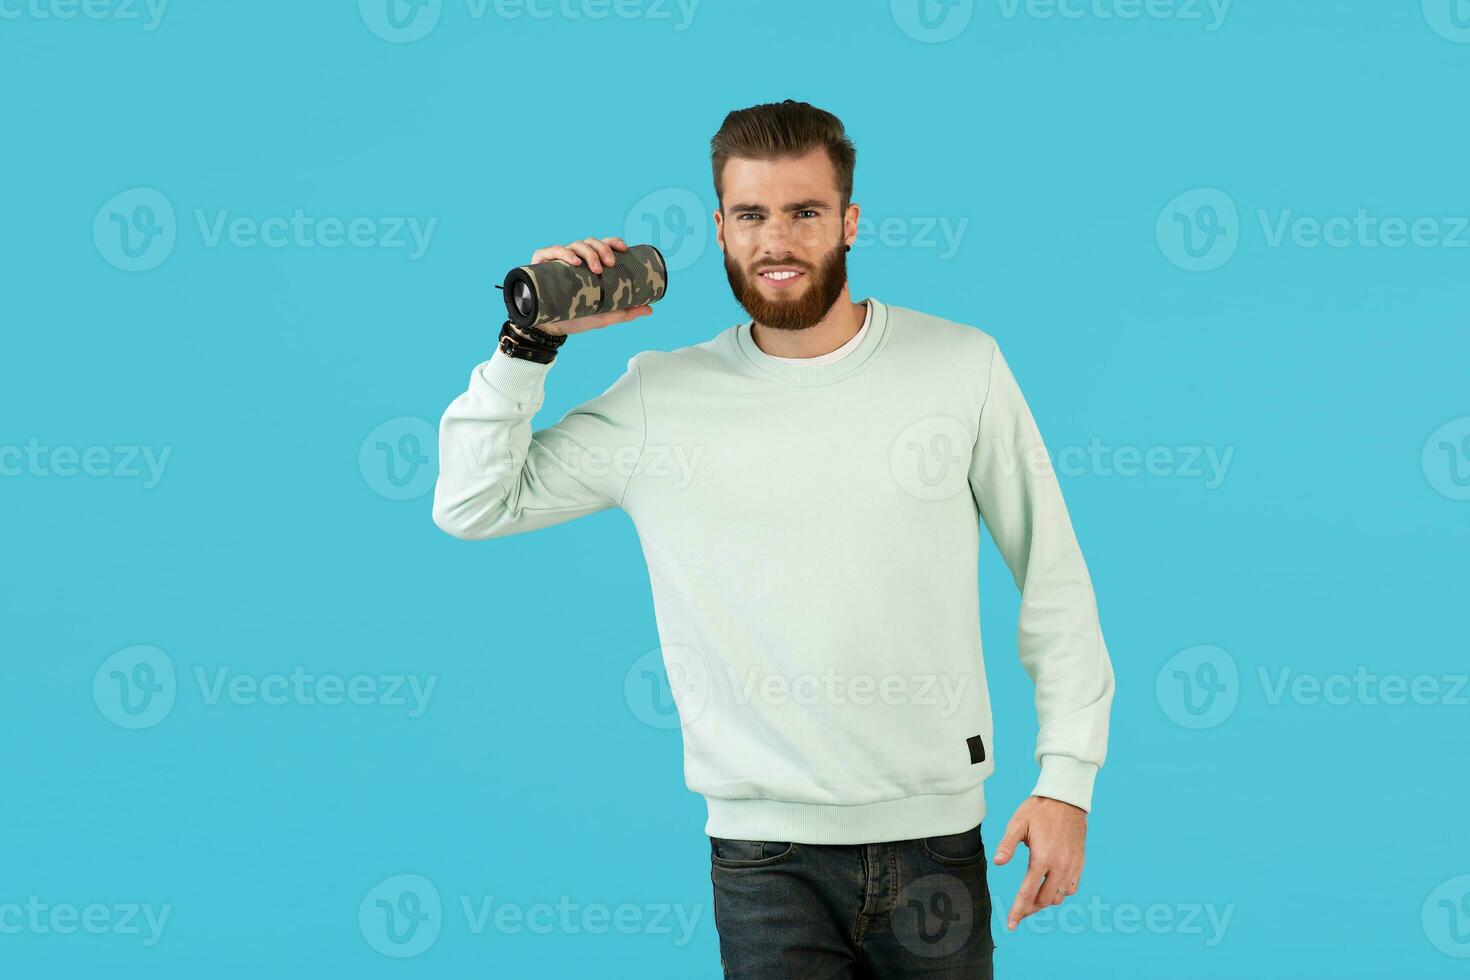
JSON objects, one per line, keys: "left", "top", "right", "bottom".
{"left": 709, "top": 100, "right": 856, "bottom": 213}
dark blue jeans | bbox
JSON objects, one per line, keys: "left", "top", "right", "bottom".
{"left": 709, "top": 821, "right": 995, "bottom": 978}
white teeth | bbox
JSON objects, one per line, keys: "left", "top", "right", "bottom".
{"left": 762, "top": 271, "right": 800, "bottom": 280}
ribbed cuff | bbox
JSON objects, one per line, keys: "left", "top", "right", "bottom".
{"left": 478, "top": 345, "right": 554, "bottom": 408}
{"left": 1032, "top": 754, "right": 1098, "bottom": 812}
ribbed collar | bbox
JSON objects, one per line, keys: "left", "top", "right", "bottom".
{"left": 732, "top": 297, "right": 890, "bottom": 386}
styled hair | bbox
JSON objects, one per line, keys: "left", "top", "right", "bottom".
{"left": 709, "top": 100, "right": 855, "bottom": 212}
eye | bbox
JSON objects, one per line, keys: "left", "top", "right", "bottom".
{"left": 796, "top": 210, "right": 818, "bottom": 219}
{"left": 737, "top": 213, "right": 762, "bottom": 221}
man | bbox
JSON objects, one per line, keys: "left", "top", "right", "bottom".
{"left": 433, "top": 99, "right": 1115, "bottom": 978}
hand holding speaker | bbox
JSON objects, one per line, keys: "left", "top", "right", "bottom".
{"left": 504, "top": 236, "right": 666, "bottom": 337}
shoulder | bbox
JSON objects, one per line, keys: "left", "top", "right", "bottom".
{"left": 626, "top": 323, "right": 739, "bottom": 377}
{"left": 883, "top": 301, "right": 1001, "bottom": 365}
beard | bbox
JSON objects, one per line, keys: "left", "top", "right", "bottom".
{"left": 723, "top": 239, "right": 848, "bottom": 332}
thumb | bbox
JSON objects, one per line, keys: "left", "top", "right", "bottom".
{"left": 993, "top": 817, "right": 1027, "bottom": 866}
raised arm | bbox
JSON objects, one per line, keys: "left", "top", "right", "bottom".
{"left": 431, "top": 347, "right": 647, "bottom": 540}
{"left": 432, "top": 234, "right": 653, "bottom": 540}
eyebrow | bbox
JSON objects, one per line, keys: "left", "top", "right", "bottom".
{"left": 725, "top": 199, "right": 831, "bottom": 215}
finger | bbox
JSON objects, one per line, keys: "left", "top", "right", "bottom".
{"left": 1060, "top": 860, "right": 1082, "bottom": 896}
{"left": 602, "top": 236, "right": 629, "bottom": 251}
{"left": 1009, "top": 894, "right": 1049, "bottom": 929}
{"left": 582, "top": 236, "right": 617, "bottom": 268}
{"left": 611, "top": 305, "right": 652, "bottom": 323}
{"left": 1027, "top": 855, "right": 1058, "bottom": 909}
{"left": 563, "top": 241, "right": 605, "bottom": 273}
{"left": 993, "top": 817, "right": 1026, "bottom": 866}
{"left": 573, "top": 304, "right": 652, "bottom": 333}
{"left": 532, "top": 244, "right": 585, "bottom": 267}
{"left": 1041, "top": 872, "right": 1066, "bottom": 907}
{"left": 1007, "top": 859, "right": 1046, "bottom": 930}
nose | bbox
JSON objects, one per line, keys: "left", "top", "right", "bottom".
{"left": 758, "top": 215, "right": 795, "bottom": 250}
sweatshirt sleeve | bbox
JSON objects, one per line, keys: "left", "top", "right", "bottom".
{"left": 432, "top": 345, "right": 647, "bottom": 540}
{"left": 968, "top": 340, "right": 1115, "bottom": 812}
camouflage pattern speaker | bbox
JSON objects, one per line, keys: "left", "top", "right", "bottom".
{"left": 501, "top": 243, "right": 668, "bottom": 330}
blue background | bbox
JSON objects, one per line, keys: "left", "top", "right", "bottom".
{"left": 3, "top": 1, "right": 1468, "bottom": 976}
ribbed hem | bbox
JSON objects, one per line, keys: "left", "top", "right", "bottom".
{"left": 478, "top": 346, "right": 555, "bottom": 406}
{"left": 1032, "top": 754, "right": 1099, "bottom": 812}
{"left": 703, "top": 781, "right": 986, "bottom": 845}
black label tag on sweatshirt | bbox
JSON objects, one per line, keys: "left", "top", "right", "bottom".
{"left": 966, "top": 734, "right": 986, "bottom": 764}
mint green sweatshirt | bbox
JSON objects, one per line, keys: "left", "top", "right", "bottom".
{"left": 433, "top": 297, "right": 1115, "bottom": 845}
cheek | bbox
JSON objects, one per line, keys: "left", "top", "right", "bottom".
{"left": 791, "top": 222, "right": 828, "bottom": 251}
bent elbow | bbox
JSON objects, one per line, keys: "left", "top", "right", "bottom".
{"left": 431, "top": 493, "right": 489, "bottom": 541}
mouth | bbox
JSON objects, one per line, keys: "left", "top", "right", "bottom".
{"left": 757, "top": 266, "right": 806, "bottom": 289}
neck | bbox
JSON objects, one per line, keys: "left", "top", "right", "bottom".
{"left": 749, "top": 287, "right": 866, "bottom": 359}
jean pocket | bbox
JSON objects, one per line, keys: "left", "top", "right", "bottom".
{"left": 920, "top": 823, "right": 985, "bottom": 866}
{"left": 709, "top": 836, "right": 797, "bottom": 869}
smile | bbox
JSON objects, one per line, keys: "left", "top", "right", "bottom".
{"left": 759, "top": 269, "right": 805, "bottom": 287}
